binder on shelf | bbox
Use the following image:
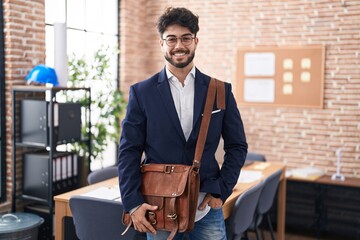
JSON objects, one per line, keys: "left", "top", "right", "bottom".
{"left": 23, "top": 151, "right": 80, "bottom": 200}
{"left": 20, "top": 99, "right": 82, "bottom": 146}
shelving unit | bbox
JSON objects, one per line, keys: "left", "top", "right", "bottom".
{"left": 11, "top": 86, "right": 91, "bottom": 239}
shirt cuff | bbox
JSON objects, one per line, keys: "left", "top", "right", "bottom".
{"left": 129, "top": 204, "right": 141, "bottom": 215}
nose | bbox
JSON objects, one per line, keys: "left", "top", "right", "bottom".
{"left": 174, "top": 38, "right": 185, "bottom": 48}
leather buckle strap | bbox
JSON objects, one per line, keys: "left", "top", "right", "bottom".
{"left": 164, "top": 165, "right": 174, "bottom": 173}
{"left": 192, "top": 160, "right": 200, "bottom": 174}
{"left": 166, "top": 198, "right": 178, "bottom": 240}
{"left": 148, "top": 211, "right": 157, "bottom": 225}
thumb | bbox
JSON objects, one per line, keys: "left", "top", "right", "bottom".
{"left": 143, "top": 203, "right": 158, "bottom": 211}
{"left": 198, "top": 195, "right": 210, "bottom": 210}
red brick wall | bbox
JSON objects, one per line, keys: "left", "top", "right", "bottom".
{"left": 119, "top": 0, "right": 360, "bottom": 177}
{"left": 1, "top": 0, "right": 45, "bottom": 212}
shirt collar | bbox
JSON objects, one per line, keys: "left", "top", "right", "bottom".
{"left": 166, "top": 66, "right": 196, "bottom": 85}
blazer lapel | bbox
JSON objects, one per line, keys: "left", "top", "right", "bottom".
{"left": 157, "top": 68, "right": 186, "bottom": 142}
{"left": 193, "top": 69, "right": 209, "bottom": 128}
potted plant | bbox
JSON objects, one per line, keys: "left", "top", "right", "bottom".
{"left": 66, "top": 46, "right": 127, "bottom": 170}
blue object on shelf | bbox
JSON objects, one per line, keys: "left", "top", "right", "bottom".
{"left": 26, "top": 65, "right": 59, "bottom": 86}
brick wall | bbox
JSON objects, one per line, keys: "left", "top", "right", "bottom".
{"left": 119, "top": 0, "right": 360, "bottom": 177}
{"left": 1, "top": 0, "right": 45, "bottom": 212}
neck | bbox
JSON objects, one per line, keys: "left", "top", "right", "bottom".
{"left": 167, "top": 63, "right": 194, "bottom": 84}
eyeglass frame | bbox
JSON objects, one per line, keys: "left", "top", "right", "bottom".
{"left": 162, "top": 34, "right": 196, "bottom": 47}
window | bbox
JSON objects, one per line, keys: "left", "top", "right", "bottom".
{"left": 45, "top": 0, "right": 119, "bottom": 170}
{"left": 0, "top": 0, "right": 6, "bottom": 202}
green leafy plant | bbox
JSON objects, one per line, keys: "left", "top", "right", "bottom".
{"left": 67, "top": 46, "right": 127, "bottom": 163}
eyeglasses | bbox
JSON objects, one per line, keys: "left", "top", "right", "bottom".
{"left": 162, "top": 35, "right": 195, "bottom": 47}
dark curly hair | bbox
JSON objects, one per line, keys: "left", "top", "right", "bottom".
{"left": 156, "top": 7, "right": 199, "bottom": 37}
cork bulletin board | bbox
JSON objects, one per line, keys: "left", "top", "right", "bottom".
{"left": 235, "top": 45, "right": 325, "bottom": 108}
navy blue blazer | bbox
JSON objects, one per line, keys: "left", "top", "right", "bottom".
{"left": 118, "top": 67, "right": 248, "bottom": 212}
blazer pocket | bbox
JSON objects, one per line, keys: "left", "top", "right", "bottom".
{"left": 202, "top": 109, "right": 221, "bottom": 116}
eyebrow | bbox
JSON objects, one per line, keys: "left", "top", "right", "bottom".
{"left": 164, "top": 33, "right": 193, "bottom": 38}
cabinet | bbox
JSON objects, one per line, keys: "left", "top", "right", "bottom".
{"left": 11, "top": 86, "right": 91, "bottom": 239}
{"left": 284, "top": 177, "right": 360, "bottom": 239}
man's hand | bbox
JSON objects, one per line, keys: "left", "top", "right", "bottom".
{"left": 198, "top": 193, "right": 223, "bottom": 210}
{"left": 131, "top": 203, "right": 158, "bottom": 234}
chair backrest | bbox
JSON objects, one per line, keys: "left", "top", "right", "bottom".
{"left": 226, "top": 181, "right": 265, "bottom": 239}
{"left": 257, "top": 169, "right": 282, "bottom": 214}
{"left": 246, "top": 152, "right": 267, "bottom": 162}
{"left": 87, "top": 166, "right": 118, "bottom": 184}
{"left": 70, "top": 195, "right": 136, "bottom": 240}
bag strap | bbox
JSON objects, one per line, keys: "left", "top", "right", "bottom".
{"left": 193, "top": 78, "right": 225, "bottom": 171}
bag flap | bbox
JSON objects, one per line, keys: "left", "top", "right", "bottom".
{"left": 141, "top": 164, "right": 192, "bottom": 197}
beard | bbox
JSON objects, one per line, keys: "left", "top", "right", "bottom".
{"left": 164, "top": 50, "right": 195, "bottom": 68}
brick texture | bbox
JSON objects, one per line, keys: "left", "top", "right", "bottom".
{"left": 2, "top": 0, "right": 45, "bottom": 212}
{"left": 119, "top": 0, "right": 360, "bottom": 177}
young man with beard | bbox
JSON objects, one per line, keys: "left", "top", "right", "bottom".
{"left": 118, "top": 7, "right": 248, "bottom": 240}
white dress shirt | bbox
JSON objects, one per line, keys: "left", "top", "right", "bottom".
{"left": 166, "top": 66, "right": 210, "bottom": 222}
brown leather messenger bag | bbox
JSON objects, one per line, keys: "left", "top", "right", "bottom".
{"left": 122, "top": 78, "right": 225, "bottom": 240}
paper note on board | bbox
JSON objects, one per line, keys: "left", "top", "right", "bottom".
{"left": 283, "top": 84, "right": 293, "bottom": 95}
{"left": 283, "top": 72, "right": 293, "bottom": 82}
{"left": 244, "top": 79, "right": 275, "bottom": 102}
{"left": 301, "top": 72, "right": 311, "bottom": 82}
{"left": 283, "top": 59, "right": 293, "bottom": 69}
{"left": 244, "top": 52, "right": 275, "bottom": 76}
{"left": 301, "top": 58, "right": 311, "bottom": 69}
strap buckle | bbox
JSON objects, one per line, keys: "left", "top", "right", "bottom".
{"left": 167, "top": 213, "right": 177, "bottom": 220}
{"left": 164, "top": 165, "right": 173, "bottom": 173}
{"left": 192, "top": 160, "right": 200, "bottom": 174}
{"left": 148, "top": 211, "right": 157, "bottom": 225}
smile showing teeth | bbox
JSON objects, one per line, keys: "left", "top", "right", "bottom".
{"left": 174, "top": 52, "right": 186, "bottom": 56}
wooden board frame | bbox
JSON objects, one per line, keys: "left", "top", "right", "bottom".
{"left": 235, "top": 45, "right": 325, "bottom": 108}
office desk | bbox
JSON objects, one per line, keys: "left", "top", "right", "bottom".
{"left": 54, "top": 162, "right": 286, "bottom": 240}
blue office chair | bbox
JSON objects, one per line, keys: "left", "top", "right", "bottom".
{"left": 87, "top": 166, "right": 118, "bottom": 184}
{"left": 246, "top": 152, "right": 267, "bottom": 162}
{"left": 249, "top": 169, "right": 283, "bottom": 240}
{"left": 70, "top": 195, "right": 136, "bottom": 240}
{"left": 226, "top": 181, "right": 265, "bottom": 240}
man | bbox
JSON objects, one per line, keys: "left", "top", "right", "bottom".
{"left": 118, "top": 7, "right": 247, "bottom": 240}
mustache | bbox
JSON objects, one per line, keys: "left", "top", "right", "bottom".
{"left": 171, "top": 49, "right": 190, "bottom": 55}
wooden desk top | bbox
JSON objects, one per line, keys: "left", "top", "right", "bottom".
{"left": 287, "top": 175, "right": 360, "bottom": 188}
{"left": 55, "top": 162, "right": 285, "bottom": 206}
{"left": 55, "top": 162, "right": 285, "bottom": 220}
{"left": 54, "top": 177, "right": 118, "bottom": 203}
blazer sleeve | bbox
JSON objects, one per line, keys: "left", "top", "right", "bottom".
{"left": 219, "top": 83, "right": 248, "bottom": 202}
{"left": 118, "top": 85, "right": 146, "bottom": 212}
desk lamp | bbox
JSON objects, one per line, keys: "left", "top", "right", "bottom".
{"left": 331, "top": 148, "right": 345, "bottom": 181}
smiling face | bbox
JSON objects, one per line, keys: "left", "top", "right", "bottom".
{"left": 160, "top": 24, "right": 198, "bottom": 71}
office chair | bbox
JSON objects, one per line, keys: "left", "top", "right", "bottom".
{"left": 87, "top": 165, "right": 118, "bottom": 184}
{"left": 246, "top": 152, "right": 267, "bottom": 162}
{"left": 70, "top": 195, "right": 136, "bottom": 240}
{"left": 249, "top": 169, "right": 283, "bottom": 240}
{"left": 226, "top": 181, "right": 265, "bottom": 240}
